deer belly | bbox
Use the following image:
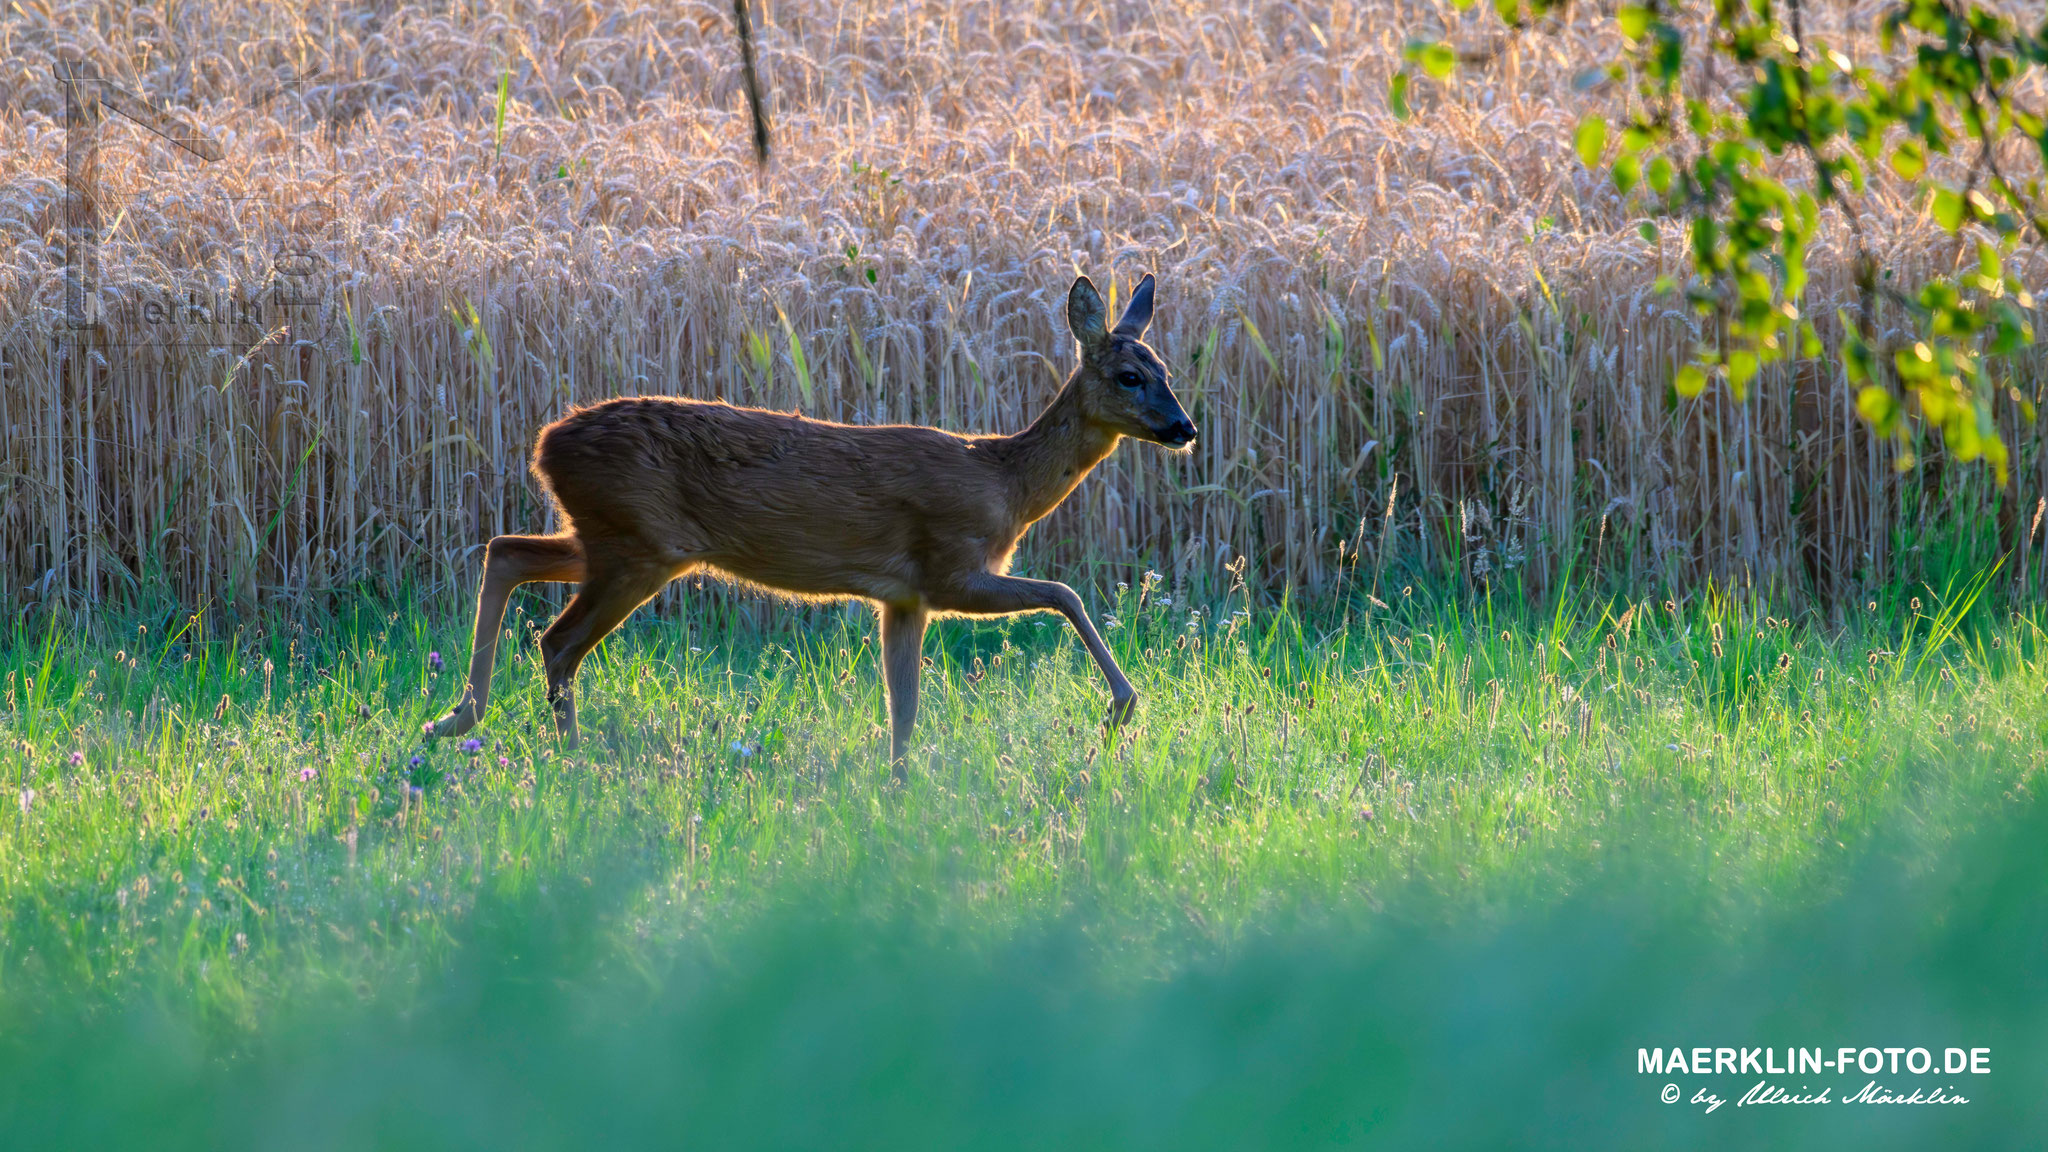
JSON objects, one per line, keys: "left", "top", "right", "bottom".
{"left": 677, "top": 478, "right": 938, "bottom": 603}
{"left": 707, "top": 549, "right": 919, "bottom": 604}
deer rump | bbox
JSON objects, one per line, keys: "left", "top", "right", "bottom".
{"left": 534, "top": 396, "right": 1016, "bottom": 607}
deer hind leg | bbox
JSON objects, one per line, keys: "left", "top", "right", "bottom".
{"left": 932, "top": 574, "right": 1136, "bottom": 727}
{"left": 537, "top": 553, "right": 675, "bottom": 748}
{"left": 430, "top": 534, "right": 586, "bottom": 739}
{"left": 880, "top": 600, "right": 930, "bottom": 777}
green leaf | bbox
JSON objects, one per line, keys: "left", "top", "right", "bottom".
{"left": 343, "top": 295, "right": 363, "bottom": 366}
{"left": 1617, "top": 5, "right": 1652, "bottom": 39}
{"left": 1647, "top": 23, "right": 1683, "bottom": 86}
{"left": 1894, "top": 341, "right": 1936, "bottom": 382}
{"left": 1976, "top": 241, "right": 2001, "bottom": 286}
{"left": 1611, "top": 154, "right": 1641, "bottom": 194}
{"left": 1856, "top": 386, "right": 1897, "bottom": 428}
{"left": 1388, "top": 73, "right": 1410, "bottom": 120}
{"left": 1727, "top": 349, "right": 1759, "bottom": 398}
{"left": 1673, "top": 364, "right": 1708, "bottom": 397}
{"left": 1639, "top": 221, "right": 1658, "bottom": 244}
{"left": 1931, "top": 187, "right": 1965, "bottom": 231}
{"left": 775, "top": 306, "right": 815, "bottom": 407}
{"left": 1889, "top": 140, "right": 1925, "bottom": 180}
{"left": 1842, "top": 324, "right": 1875, "bottom": 385}
{"left": 1687, "top": 100, "right": 1713, "bottom": 138}
{"left": 1574, "top": 115, "right": 1607, "bottom": 168}
{"left": 1646, "top": 154, "right": 1674, "bottom": 194}
{"left": 1419, "top": 41, "right": 1457, "bottom": 80}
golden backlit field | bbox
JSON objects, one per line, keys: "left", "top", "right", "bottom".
{"left": 1, "top": 0, "right": 2044, "bottom": 610}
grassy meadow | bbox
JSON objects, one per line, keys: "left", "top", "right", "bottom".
{"left": 2, "top": 577, "right": 2044, "bottom": 1145}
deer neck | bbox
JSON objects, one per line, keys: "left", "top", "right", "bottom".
{"left": 1001, "top": 376, "right": 1120, "bottom": 528}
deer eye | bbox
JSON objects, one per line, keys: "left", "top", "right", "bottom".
{"left": 1117, "top": 371, "right": 1144, "bottom": 389}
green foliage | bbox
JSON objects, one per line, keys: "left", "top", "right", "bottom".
{"left": 1574, "top": 114, "right": 1608, "bottom": 167}
{"left": 1403, "top": 36, "right": 1458, "bottom": 80}
{"left": 1406, "top": 1, "right": 2047, "bottom": 482}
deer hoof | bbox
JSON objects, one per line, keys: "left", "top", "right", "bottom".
{"left": 428, "top": 702, "right": 478, "bottom": 739}
{"left": 1104, "top": 692, "right": 1138, "bottom": 727}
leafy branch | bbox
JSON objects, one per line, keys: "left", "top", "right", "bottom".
{"left": 1395, "top": 0, "right": 2048, "bottom": 483}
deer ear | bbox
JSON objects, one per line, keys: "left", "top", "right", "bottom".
{"left": 1068, "top": 276, "right": 1108, "bottom": 352}
{"left": 1113, "top": 273, "right": 1155, "bottom": 338}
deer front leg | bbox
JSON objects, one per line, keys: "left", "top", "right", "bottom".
{"left": 431, "top": 535, "right": 585, "bottom": 739}
{"left": 880, "top": 601, "right": 930, "bottom": 778}
{"left": 934, "top": 574, "right": 1137, "bottom": 728}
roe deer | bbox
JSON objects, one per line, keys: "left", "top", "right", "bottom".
{"left": 428, "top": 273, "right": 1195, "bottom": 772}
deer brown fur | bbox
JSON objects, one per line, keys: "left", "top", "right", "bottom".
{"left": 428, "top": 273, "right": 1195, "bottom": 772}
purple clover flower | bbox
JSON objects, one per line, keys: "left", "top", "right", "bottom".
{"left": 428, "top": 651, "right": 444, "bottom": 672}
{"left": 299, "top": 767, "right": 318, "bottom": 782}
{"left": 460, "top": 738, "right": 483, "bottom": 753}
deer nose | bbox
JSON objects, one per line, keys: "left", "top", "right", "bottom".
{"left": 1167, "top": 419, "right": 1197, "bottom": 446}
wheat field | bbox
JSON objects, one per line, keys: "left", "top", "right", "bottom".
{"left": 1, "top": 0, "right": 2043, "bottom": 611}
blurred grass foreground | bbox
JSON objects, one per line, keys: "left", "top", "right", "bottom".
{"left": 1, "top": 783, "right": 2041, "bottom": 1150}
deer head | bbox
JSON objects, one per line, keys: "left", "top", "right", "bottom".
{"left": 1067, "top": 274, "right": 1197, "bottom": 450}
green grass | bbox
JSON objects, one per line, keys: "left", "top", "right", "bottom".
{"left": 0, "top": 578, "right": 2042, "bottom": 1147}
